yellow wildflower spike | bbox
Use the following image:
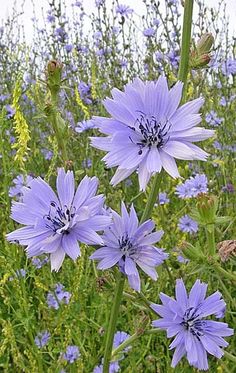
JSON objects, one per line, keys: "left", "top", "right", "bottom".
{"left": 12, "top": 79, "right": 30, "bottom": 170}
{"left": 75, "top": 88, "right": 90, "bottom": 119}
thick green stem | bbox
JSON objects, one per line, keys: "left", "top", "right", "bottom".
{"left": 205, "top": 225, "right": 215, "bottom": 256}
{"left": 49, "top": 107, "right": 68, "bottom": 165}
{"left": 177, "top": 0, "right": 194, "bottom": 90}
{"left": 140, "top": 173, "right": 162, "bottom": 223}
{"left": 103, "top": 273, "right": 125, "bottom": 373}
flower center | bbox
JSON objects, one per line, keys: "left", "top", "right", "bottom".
{"left": 129, "top": 111, "right": 171, "bottom": 154}
{"left": 44, "top": 201, "right": 75, "bottom": 234}
{"left": 182, "top": 307, "right": 205, "bottom": 339}
{"left": 118, "top": 234, "right": 136, "bottom": 257}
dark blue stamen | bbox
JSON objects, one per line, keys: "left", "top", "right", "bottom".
{"left": 182, "top": 307, "right": 205, "bottom": 340}
{"left": 129, "top": 111, "right": 171, "bottom": 153}
{"left": 118, "top": 234, "right": 136, "bottom": 257}
{"left": 44, "top": 201, "right": 75, "bottom": 234}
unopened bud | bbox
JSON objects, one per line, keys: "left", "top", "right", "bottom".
{"left": 196, "top": 194, "right": 218, "bottom": 225}
{"left": 191, "top": 53, "right": 211, "bottom": 68}
{"left": 180, "top": 241, "right": 204, "bottom": 262}
{"left": 46, "top": 60, "right": 63, "bottom": 96}
{"left": 197, "top": 33, "right": 214, "bottom": 55}
{"left": 190, "top": 33, "right": 214, "bottom": 69}
{"left": 47, "top": 60, "right": 63, "bottom": 76}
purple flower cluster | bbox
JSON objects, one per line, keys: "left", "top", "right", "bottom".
{"left": 176, "top": 174, "right": 208, "bottom": 199}
{"left": 90, "top": 202, "right": 168, "bottom": 292}
{"left": 91, "top": 76, "right": 214, "bottom": 191}
{"left": 7, "top": 169, "right": 111, "bottom": 272}
{"left": 205, "top": 110, "right": 223, "bottom": 127}
{"left": 78, "top": 81, "right": 92, "bottom": 104}
{"left": 31, "top": 256, "right": 49, "bottom": 269}
{"left": 47, "top": 283, "right": 71, "bottom": 310}
{"left": 151, "top": 279, "right": 234, "bottom": 370}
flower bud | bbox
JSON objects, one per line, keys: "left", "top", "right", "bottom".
{"left": 180, "top": 241, "right": 205, "bottom": 262}
{"left": 196, "top": 33, "right": 214, "bottom": 55}
{"left": 196, "top": 194, "right": 218, "bottom": 225}
{"left": 190, "top": 33, "right": 214, "bottom": 69}
{"left": 46, "top": 60, "right": 63, "bottom": 96}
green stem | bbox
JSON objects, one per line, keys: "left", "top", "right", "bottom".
{"left": 140, "top": 173, "right": 162, "bottom": 223}
{"left": 177, "top": 0, "right": 194, "bottom": 91}
{"left": 49, "top": 107, "right": 68, "bottom": 166}
{"left": 20, "top": 279, "right": 43, "bottom": 372}
{"left": 217, "top": 275, "right": 236, "bottom": 307}
{"left": 111, "top": 328, "right": 161, "bottom": 360}
{"left": 205, "top": 225, "right": 215, "bottom": 256}
{"left": 224, "top": 350, "right": 236, "bottom": 363}
{"left": 103, "top": 273, "right": 125, "bottom": 373}
{"left": 213, "top": 263, "right": 236, "bottom": 282}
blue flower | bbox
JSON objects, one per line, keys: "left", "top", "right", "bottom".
{"left": 82, "top": 158, "right": 92, "bottom": 168}
{"left": 222, "top": 58, "right": 236, "bottom": 76}
{"left": 219, "top": 97, "right": 227, "bottom": 106}
{"left": 65, "top": 44, "right": 73, "bottom": 53}
{"left": 158, "top": 192, "right": 170, "bottom": 205}
{"left": 151, "top": 279, "right": 234, "bottom": 370}
{"left": 91, "top": 76, "right": 214, "bottom": 191}
{"left": 55, "top": 27, "right": 68, "bottom": 42}
{"left": 75, "top": 119, "right": 98, "bottom": 133}
{"left": 46, "top": 10, "right": 55, "bottom": 23}
{"left": 205, "top": 110, "right": 223, "bottom": 127}
{"left": 35, "top": 331, "right": 51, "bottom": 348}
{"left": 222, "top": 183, "right": 234, "bottom": 193}
{"left": 7, "top": 168, "right": 111, "bottom": 272}
{"left": 95, "top": 0, "right": 105, "bottom": 7}
{"left": 9, "top": 174, "right": 34, "bottom": 200}
{"left": 93, "top": 363, "right": 119, "bottom": 373}
{"left": 62, "top": 345, "right": 80, "bottom": 363}
{"left": 115, "top": 4, "right": 133, "bottom": 17}
{"left": 143, "top": 28, "right": 155, "bottom": 37}
{"left": 90, "top": 202, "right": 168, "bottom": 292}
{"left": 93, "top": 331, "right": 131, "bottom": 372}
{"left": 190, "top": 174, "right": 208, "bottom": 196}
{"left": 5, "top": 104, "right": 15, "bottom": 119}
{"left": 167, "top": 50, "right": 180, "bottom": 69}
{"left": 178, "top": 215, "right": 198, "bottom": 234}
{"left": 9, "top": 268, "right": 27, "bottom": 281}
{"left": 113, "top": 331, "right": 131, "bottom": 353}
{"left": 175, "top": 180, "right": 194, "bottom": 199}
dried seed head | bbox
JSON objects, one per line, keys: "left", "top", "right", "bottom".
{"left": 217, "top": 240, "right": 236, "bottom": 262}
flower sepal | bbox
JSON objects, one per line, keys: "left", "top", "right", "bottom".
{"left": 190, "top": 33, "right": 214, "bottom": 69}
